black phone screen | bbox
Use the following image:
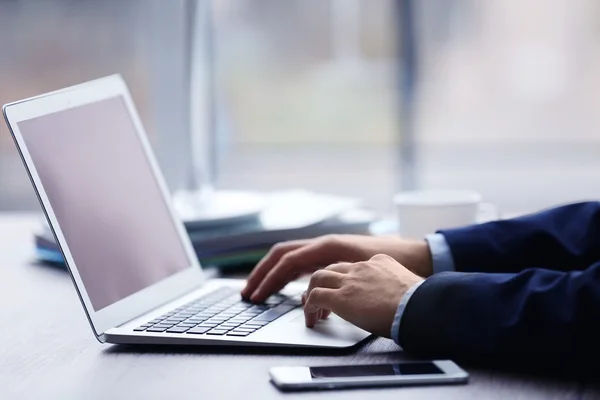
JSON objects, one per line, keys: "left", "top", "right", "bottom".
{"left": 309, "top": 362, "right": 443, "bottom": 379}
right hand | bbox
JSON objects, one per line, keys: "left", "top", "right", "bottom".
{"left": 241, "top": 234, "right": 432, "bottom": 303}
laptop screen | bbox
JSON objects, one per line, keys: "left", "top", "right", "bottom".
{"left": 18, "top": 96, "right": 192, "bottom": 311}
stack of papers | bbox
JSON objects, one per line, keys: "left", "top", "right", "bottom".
{"left": 33, "top": 190, "right": 379, "bottom": 270}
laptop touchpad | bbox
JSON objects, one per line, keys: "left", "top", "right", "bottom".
{"left": 288, "top": 312, "right": 349, "bottom": 325}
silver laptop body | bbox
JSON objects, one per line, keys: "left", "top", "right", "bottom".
{"left": 2, "top": 75, "right": 370, "bottom": 349}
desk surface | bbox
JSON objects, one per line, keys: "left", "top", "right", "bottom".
{"left": 0, "top": 214, "right": 595, "bottom": 400}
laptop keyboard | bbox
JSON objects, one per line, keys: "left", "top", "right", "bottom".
{"left": 133, "top": 287, "right": 301, "bottom": 337}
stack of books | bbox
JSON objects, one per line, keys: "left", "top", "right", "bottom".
{"left": 34, "top": 190, "right": 386, "bottom": 271}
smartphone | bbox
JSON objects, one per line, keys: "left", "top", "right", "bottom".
{"left": 269, "top": 360, "right": 468, "bottom": 391}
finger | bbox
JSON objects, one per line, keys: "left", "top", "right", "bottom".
{"left": 241, "top": 240, "right": 308, "bottom": 298}
{"left": 370, "top": 253, "right": 395, "bottom": 263}
{"left": 243, "top": 240, "right": 308, "bottom": 297}
{"left": 304, "top": 288, "right": 338, "bottom": 328}
{"left": 301, "top": 291, "right": 330, "bottom": 323}
{"left": 307, "top": 270, "right": 345, "bottom": 295}
{"left": 300, "top": 266, "right": 347, "bottom": 306}
{"left": 251, "top": 241, "right": 332, "bottom": 302}
{"left": 324, "top": 262, "right": 354, "bottom": 274}
{"left": 304, "top": 271, "right": 343, "bottom": 323}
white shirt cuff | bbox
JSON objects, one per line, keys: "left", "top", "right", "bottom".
{"left": 390, "top": 233, "right": 455, "bottom": 345}
{"left": 426, "top": 233, "right": 456, "bottom": 274}
{"left": 391, "top": 280, "right": 425, "bottom": 346}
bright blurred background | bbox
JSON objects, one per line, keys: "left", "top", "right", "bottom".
{"left": 1, "top": 0, "right": 600, "bottom": 216}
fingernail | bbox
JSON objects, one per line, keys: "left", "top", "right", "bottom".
{"left": 250, "top": 292, "right": 261, "bottom": 303}
{"left": 305, "top": 313, "right": 318, "bottom": 328}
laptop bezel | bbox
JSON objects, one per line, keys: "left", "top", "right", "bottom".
{"left": 2, "top": 75, "right": 205, "bottom": 340}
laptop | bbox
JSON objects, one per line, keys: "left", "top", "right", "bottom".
{"left": 2, "top": 75, "right": 370, "bottom": 348}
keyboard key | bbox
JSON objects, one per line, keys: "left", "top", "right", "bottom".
{"left": 186, "top": 318, "right": 207, "bottom": 323}
{"left": 204, "top": 320, "right": 225, "bottom": 326}
{"left": 229, "top": 304, "right": 251, "bottom": 311}
{"left": 265, "top": 296, "right": 285, "bottom": 305}
{"left": 167, "top": 326, "right": 192, "bottom": 333}
{"left": 240, "top": 324, "right": 263, "bottom": 330}
{"left": 249, "top": 305, "right": 270, "bottom": 312}
{"left": 167, "top": 316, "right": 187, "bottom": 321}
{"left": 146, "top": 326, "right": 169, "bottom": 332}
{"left": 227, "top": 330, "right": 251, "bottom": 336}
{"left": 283, "top": 298, "right": 303, "bottom": 306}
{"left": 185, "top": 321, "right": 205, "bottom": 327}
{"left": 187, "top": 326, "right": 211, "bottom": 334}
{"left": 218, "top": 326, "right": 239, "bottom": 331}
{"left": 164, "top": 319, "right": 185, "bottom": 324}
{"left": 249, "top": 320, "right": 269, "bottom": 325}
{"left": 238, "top": 312, "right": 260, "bottom": 318}
{"left": 218, "top": 312, "right": 239, "bottom": 318}
{"left": 229, "top": 317, "right": 251, "bottom": 323}
{"left": 207, "top": 329, "right": 229, "bottom": 335}
{"left": 153, "top": 323, "right": 175, "bottom": 329}
{"left": 208, "top": 316, "right": 229, "bottom": 321}
{"left": 195, "top": 324, "right": 218, "bottom": 330}
{"left": 252, "top": 304, "right": 296, "bottom": 322}
{"left": 233, "top": 327, "right": 256, "bottom": 332}
{"left": 220, "top": 322, "right": 241, "bottom": 328}
{"left": 246, "top": 307, "right": 267, "bottom": 313}
{"left": 210, "top": 322, "right": 231, "bottom": 326}
{"left": 176, "top": 323, "right": 197, "bottom": 329}
{"left": 229, "top": 314, "right": 250, "bottom": 319}
{"left": 138, "top": 288, "right": 294, "bottom": 336}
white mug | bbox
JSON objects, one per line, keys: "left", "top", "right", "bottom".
{"left": 393, "top": 190, "right": 498, "bottom": 239}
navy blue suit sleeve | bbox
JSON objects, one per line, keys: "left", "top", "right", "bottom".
{"left": 398, "top": 263, "right": 600, "bottom": 375}
{"left": 439, "top": 201, "right": 600, "bottom": 273}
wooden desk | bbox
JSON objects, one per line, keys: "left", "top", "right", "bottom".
{"left": 0, "top": 214, "right": 594, "bottom": 399}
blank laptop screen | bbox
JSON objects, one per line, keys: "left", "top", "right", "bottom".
{"left": 18, "top": 96, "right": 192, "bottom": 311}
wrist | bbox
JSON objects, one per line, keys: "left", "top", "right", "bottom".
{"left": 405, "top": 239, "right": 433, "bottom": 278}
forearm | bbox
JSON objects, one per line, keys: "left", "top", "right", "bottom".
{"left": 398, "top": 263, "right": 600, "bottom": 375}
{"left": 440, "top": 201, "right": 600, "bottom": 273}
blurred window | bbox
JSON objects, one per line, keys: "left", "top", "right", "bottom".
{"left": 412, "top": 0, "right": 600, "bottom": 213}
{"left": 0, "top": 0, "right": 203, "bottom": 210}
{"left": 209, "top": 0, "right": 400, "bottom": 213}
{"left": 2, "top": 0, "right": 599, "bottom": 215}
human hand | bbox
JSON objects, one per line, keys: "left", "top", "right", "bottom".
{"left": 241, "top": 234, "right": 432, "bottom": 303}
{"left": 302, "top": 254, "right": 424, "bottom": 337}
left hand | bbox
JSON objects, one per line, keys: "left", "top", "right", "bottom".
{"left": 302, "top": 254, "right": 424, "bottom": 338}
